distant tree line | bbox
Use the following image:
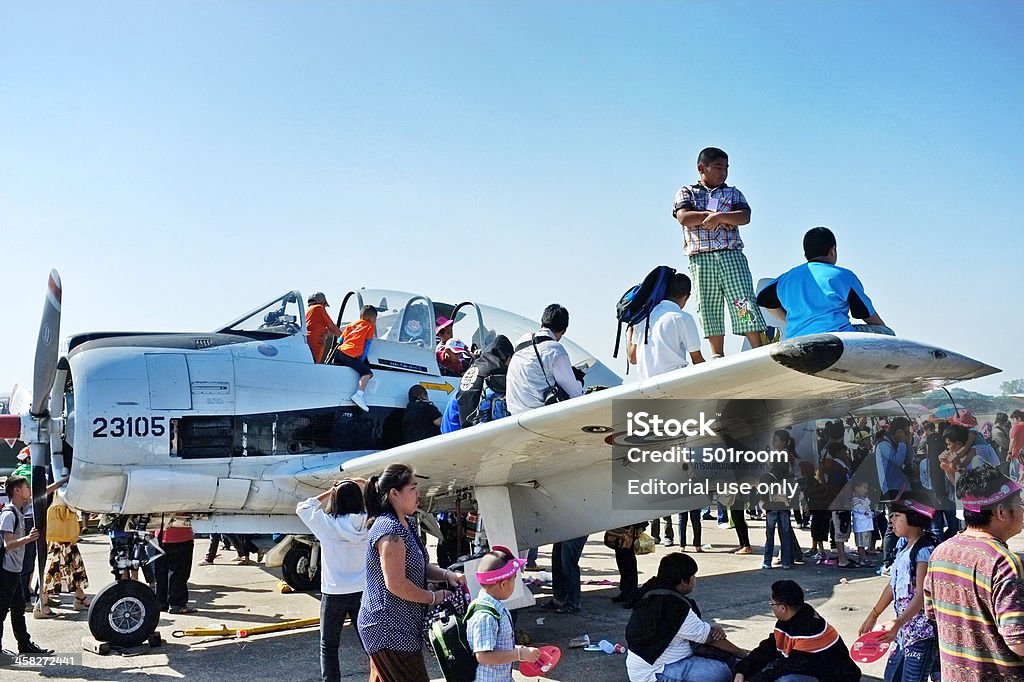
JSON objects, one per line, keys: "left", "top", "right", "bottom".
{"left": 1001, "top": 378, "right": 1024, "bottom": 396}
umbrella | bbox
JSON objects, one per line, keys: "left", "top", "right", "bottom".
{"left": 852, "top": 401, "right": 932, "bottom": 418}
{"left": 930, "top": 404, "right": 959, "bottom": 420}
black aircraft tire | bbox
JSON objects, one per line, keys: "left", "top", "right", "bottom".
{"left": 282, "top": 544, "right": 320, "bottom": 592}
{"left": 88, "top": 580, "right": 161, "bottom": 647}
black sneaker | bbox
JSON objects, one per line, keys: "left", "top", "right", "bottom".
{"left": 19, "top": 642, "right": 54, "bottom": 655}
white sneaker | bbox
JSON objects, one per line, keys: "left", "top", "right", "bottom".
{"left": 351, "top": 393, "right": 369, "bottom": 411}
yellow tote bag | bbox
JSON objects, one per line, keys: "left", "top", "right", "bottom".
{"left": 46, "top": 503, "right": 81, "bottom": 544}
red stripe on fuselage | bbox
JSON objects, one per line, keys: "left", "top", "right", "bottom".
{"left": 0, "top": 414, "right": 22, "bottom": 439}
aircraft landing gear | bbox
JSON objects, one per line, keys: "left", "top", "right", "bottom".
{"left": 90, "top": 516, "right": 165, "bottom": 646}
{"left": 88, "top": 580, "right": 162, "bottom": 647}
{"left": 282, "top": 539, "right": 321, "bottom": 592}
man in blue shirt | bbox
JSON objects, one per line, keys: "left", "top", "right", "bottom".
{"left": 756, "top": 227, "right": 892, "bottom": 339}
{"left": 876, "top": 417, "right": 912, "bottom": 575}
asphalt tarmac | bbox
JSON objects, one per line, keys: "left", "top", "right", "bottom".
{"left": 7, "top": 517, "right": 1009, "bottom": 681}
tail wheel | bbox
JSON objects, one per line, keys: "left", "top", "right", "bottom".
{"left": 282, "top": 544, "right": 320, "bottom": 592}
{"left": 88, "top": 580, "right": 161, "bottom": 647}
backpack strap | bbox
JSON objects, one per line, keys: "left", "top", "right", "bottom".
{"left": 638, "top": 588, "right": 698, "bottom": 617}
{"left": 514, "top": 334, "right": 554, "bottom": 353}
{"left": 529, "top": 333, "right": 558, "bottom": 394}
{"left": 463, "top": 601, "right": 503, "bottom": 628}
{"left": 641, "top": 588, "right": 688, "bottom": 601}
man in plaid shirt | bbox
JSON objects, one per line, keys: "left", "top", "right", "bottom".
{"left": 673, "top": 147, "right": 766, "bottom": 357}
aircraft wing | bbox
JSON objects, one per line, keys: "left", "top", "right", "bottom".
{"left": 340, "top": 333, "right": 998, "bottom": 495}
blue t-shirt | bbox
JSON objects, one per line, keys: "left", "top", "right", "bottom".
{"left": 762, "top": 261, "right": 876, "bottom": 339}
{"left": 440, "top": 395, "right": 461, "bottom": 434}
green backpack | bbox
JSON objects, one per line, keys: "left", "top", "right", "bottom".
{"left": 428, "top": 600, "right": 502, "bottom": 682}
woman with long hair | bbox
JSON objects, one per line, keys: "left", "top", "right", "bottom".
{"left": 356, "top": 464, "right": 466, "bottom": 682}
{"left": 296, "top": 478, "right": 369, "bottom": 682}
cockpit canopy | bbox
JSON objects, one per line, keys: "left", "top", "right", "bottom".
{"left": 216, "top": 288, "right": 620, "bottom": 388}
{"left": 216, "top": 291, "right": 304, "bottom": 338}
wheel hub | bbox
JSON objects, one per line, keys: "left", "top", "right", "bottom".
{"left": 109, "top": 596, "right": 147, "bottom": 634}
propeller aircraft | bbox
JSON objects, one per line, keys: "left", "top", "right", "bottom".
{"left": 0, "top": 270, "right": 998, "bottom": 646}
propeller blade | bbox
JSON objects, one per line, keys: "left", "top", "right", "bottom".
{"left": 30, "top": 442, "right": 49, "bottom": 583}
{"left": 28, "top": 271, "right": 62, "bottom": 586}
{"left": 31, "top": 270, "right": 62, "bottom": 416}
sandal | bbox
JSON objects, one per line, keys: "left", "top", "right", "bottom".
{"left": 33, "top": 606, "right": 57, "bottom": 619}
{"left": 73, "top": 596, "right": 92, "bottom": 610}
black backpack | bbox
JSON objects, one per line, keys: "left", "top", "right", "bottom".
{"left": 613, "top": 265, "right": 676, "bottom": 358}
{"left": 0, "top": 507, "right": 20, "bottom": 567}
{"left": 428, "top": 600, "right": 502, "bottom": 682}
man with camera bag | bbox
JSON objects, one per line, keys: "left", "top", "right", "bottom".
{"left": 506, "top": 304, "right": 583, "bottom": 415}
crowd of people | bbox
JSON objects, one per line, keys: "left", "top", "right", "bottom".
{"left": 5, "top": 146, "right": 1021, "bottom": 682}
{"left": 624, "top": 462, "right": 1024, "bottom": 682}
{"left": 289, "top": 439, "right": 1024, "bottom": 682}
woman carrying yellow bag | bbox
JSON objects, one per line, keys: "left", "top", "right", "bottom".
{"left": 35, "top": 490, "right": 90, "bottom": 619}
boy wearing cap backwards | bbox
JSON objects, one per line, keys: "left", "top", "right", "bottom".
{"left": 467, "top": 547, "right": 540, "bottom": 680}
{"left": 924, "top": 467, "right": 1024, "bottom": 681}
{"left": 332, "top": 305, "right": 377, "bottom": 411}
{"left": 859, "top": 491, "right": 939, "bottom": 682}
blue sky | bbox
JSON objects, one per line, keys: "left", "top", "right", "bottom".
{"left": 2, "top": 1, "right": 1022, "bottom": 396}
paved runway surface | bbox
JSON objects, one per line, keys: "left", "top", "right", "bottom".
{"left": 6, "top": 517, "right": 1012, "bottom": 681}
